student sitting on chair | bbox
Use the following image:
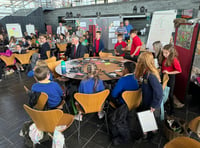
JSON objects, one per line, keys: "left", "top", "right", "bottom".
{"left": 93, "top": 31, "right": 104, "bottom": 56}
{"left": 111, "top": 62, "right": 139, "bottom": 107}
{"left": 31, "top": 66, "right": 63, "bottom": 109}
{"left": 78, "top": 63, "right": 105, "bottom": 119}
{"left": 15, "top": 44, "right": 27, "bottom": 71}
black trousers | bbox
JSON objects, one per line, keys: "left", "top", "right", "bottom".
{"left": 124, "top": 53, "right": 138, "bottom": 62}
{"left": 0, "top": 60, "right": 5, "bottom": 79}
{"left": 167, "top": 74, "right": 176, "bottom": 113}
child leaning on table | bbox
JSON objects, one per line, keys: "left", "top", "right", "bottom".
{"left": 31, "top": 66, "right": 63, "bottom": 109}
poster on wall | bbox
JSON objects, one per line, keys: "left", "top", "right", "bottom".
{"left": 113, "top": 21, "right": 120, "bottom": 27}
{"left": 80, "top": 22, "right": 86, "bottom": 27}
{"left": 26, "top": 24, "right": 35, "bottom": 36}
{"left": 175, "top": 25, "right": 194, "bottom": 50}
{"left": 6, "top": 23, "right": 23, "bottom": 39}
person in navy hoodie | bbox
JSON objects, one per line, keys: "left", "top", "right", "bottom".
{"left": 111, "top": 62, "right": 139, "bottom": 107}
{"left": 93, "top": 31, "right": 104, "bottom": 56}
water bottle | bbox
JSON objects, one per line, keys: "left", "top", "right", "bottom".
{"left": 61, "top": 61, "right": 66, "bottom": 74}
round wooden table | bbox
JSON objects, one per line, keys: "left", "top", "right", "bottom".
{"left": 55, "top": 57, "right": 130, "bottom": 81}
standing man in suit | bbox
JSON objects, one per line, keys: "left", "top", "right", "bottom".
{"left": 57, "top": 23, "right": 68, "bottom": 37}
{"left": 69, "top": 35, "right": 87, "bottom": 59}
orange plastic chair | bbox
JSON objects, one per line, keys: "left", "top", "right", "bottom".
{"left": 23, "top": 104, "right": 74, "bottom": 146}
{"left": 164, "top": 137, "right": 200, "bottom": 148}
{"left": 46, "top": 50, "right": 51, "bottom": 59}
{"left": 45, "top": 56, "right": 56, "bottom": 63}
{"left": 122, "top": 89, "right": 142, "bottom": 111}
{"left": 188, "top": 116, "right": 200, "bottom": 133}
{"left": 14, "top": 53, "right": 32, "bottom": 65}
{"left": 27, "top": 50, "right": 37, "bottom": 56}
{"left": 162, "top": 74, "right": 169, "bottom": 90}
{"left": 99, "top": 51, "right": 113, "bottom": 58}
{"left": 47, "top": 60, "right": 62, "bottom": 78}
{"left": 0, "top": 54, "right": 15, "bottom": 66}
{"left": 74, "top": 89, "right": 110, "bottom": 140}
{"left": 84, "top": 53, "right": 89, "bottom": 58}
{"left": 34, "top": 92, "right": 48, "bottom": 110}
{"left": 57, "top": 43, "right": 67, "bottom": 52}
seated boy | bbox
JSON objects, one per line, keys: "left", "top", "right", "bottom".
{"left": 31, "top": 66, "right": 63, "bottom": 109}
{"left": 111, "top": 62, "right": 139, "bottom": 107}
{"left": 114, "top": 34, "right": 127, "bottom": 57}
{"left": 15, "top": 44, "right": 27, "bottom": 71}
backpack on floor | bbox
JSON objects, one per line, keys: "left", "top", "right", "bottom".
{"left": 108, "top": 104, "right": 130, "bottom": 143}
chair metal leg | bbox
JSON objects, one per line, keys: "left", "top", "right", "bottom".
{"left": 104, "top": 111, "right": 109, "bottom": 135}
{"left": 78, "top": 112, "right": 81, "bottom": 142}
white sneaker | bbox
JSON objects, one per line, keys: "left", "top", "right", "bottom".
{"left": 173, "top": 95, "right": 184, "bottom": 108}
{"left": 0, "top": 79, "right": 2, "bottom": 82}
{"left": 74, "top": 114, "right": 83, "bottom": 121}
{"left": 98, "top": 111, "right": 105, "bottom": 119}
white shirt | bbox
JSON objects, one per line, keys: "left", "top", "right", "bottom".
{"left": 57, "top": 26, "right": 67, "bottom": 35}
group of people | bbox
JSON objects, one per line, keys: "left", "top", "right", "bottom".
{"left": 0, "top": 21, "right": 182, "bottom": 144}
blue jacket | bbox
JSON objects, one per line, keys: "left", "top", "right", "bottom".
{"left": 79, "top": 78, "right": 105, "bottom": 94}
{"left": 93, "top": 39, "right": 104, "bottom": 55}
{"left": 112, "top": 74, "right": 139, "bottom": 104}
{"left": 31, "top": 81, "right": 63, "bottom": 108}
{"left": 141, "top": 73, "right": 163, "bottom": 109}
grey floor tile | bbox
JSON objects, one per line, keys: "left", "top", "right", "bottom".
{"left": 91, "top": 131, "right": 111, "bottom": 148}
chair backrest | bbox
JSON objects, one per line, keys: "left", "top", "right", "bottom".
{"left": 0, "top": 54, "right": 15, "bottom": 66}
{"left": 188, "top": 116, "right": 200, "bottom": 133}
{"left": 45, "top": 56, "right": 56, "bottom": 63}
{"left": 46, "top": 50, "right": 51, "bottom": 59}
{"left": 164, "top": 137, "right": 200, "bottom": 148}
{"left": 23, "top": 104, "right": 63, "bottom": 133}
{"left": 99, "top": 51, "right": 113, "bottom": 58}
{"left": 57, "top": 43, "right": 67, "bottom": 52}
{"left": 47, "top": 60, "right": 62, "bottom": 78}
{"left": 74, "top": 89, "right": 110, "bottom": 114}
{"left": 84, "top": 53, "right": 89, "bottom": 58}
{"left": 122, "top": 89, "right": 142, "bottom": 111}
{"left": 28, "top": 50, "right": 37, "bottom": 56}
{"left": 162, "top": 74, "right": 169, "bottom": 90}
{"left": 34, "top": 92, "right": 48, "bottom": 110}
{"left": 14, "top": 53, "right": 32, "bottom": 65}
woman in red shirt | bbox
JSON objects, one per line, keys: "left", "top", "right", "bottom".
{"left": 159, "top": 44, "right": 182, "bottom": 115}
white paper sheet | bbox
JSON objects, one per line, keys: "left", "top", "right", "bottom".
{"left": 80, "top": 22, "right": 86, "bottom": 27}
{"left": 109, "top": 33, "right": 116, "bottom": 38}
{"left": 112, "top": 39, "right": 117, "bottom": 44}
{"left": 137, "top": 110, "right": 158, "bottom": 133}
{"left": 113, "top": 21, "right": 120, "bottom": 27}
{"left": 109, "top": 27, "right": 116, "bottom": 33}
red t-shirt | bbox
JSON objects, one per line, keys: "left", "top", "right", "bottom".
{"left": 95, "top": 39, "right": 100, "bottom": 53}
{"left": 130, "top": 35, "right": 142, "bottom": 56}
{"left": 114, "top": 41, "right": 127, "bottom": 57}
{"left": 162, "top": 58, "right": 182, "bottom": 73}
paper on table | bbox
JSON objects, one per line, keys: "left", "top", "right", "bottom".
{"left": 105, "top": 62, "right": 111, "bottom": 65}
{"left": 137, "top": 110, "right": 158, "bottom": 133}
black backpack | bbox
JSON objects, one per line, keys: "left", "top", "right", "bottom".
{"left": 108, "top": 104, "right": 130, "bottom": 144}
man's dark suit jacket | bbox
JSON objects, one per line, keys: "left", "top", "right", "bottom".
{"left": 69, "top": 44, "right": 87, "bottom": 59}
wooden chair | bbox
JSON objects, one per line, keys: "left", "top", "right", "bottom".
{"left": 57, "top": 43, "right": 67, "bottom": 52}
{"left": 34, "top": 92, "right": 48, "bottom": 110}
{"left": 164, "top": 137, "right": 200, "bottom": 148}
{"left": 14, "top": 53, "right": 32, "bottom": 65}
{"left": 188, "top": 116, "right": 200, "bottom": 133}
{"left": 0, "top": 54, "right": 15, "bottom": 66}
{"left": 84, "top": 53, "right": 89, "bottom": 58}
{"left": 47, "top": 60, "right": 62, "bottom": 78}
{"left": 162, "top": 73, "right": 169, "bottom": 90}
{"left": 122, "top": 89, "right": 142, "bottom": 111}
{"left": 74, "top": 89, "right": 110, "bottom": 140}
{"left": 99, "top": 51, "right": 113, "bottom": 58}
{"left": 46, "top": 50, "right": 51, "bottom": 59}
{"left": 45, "top": 56, "right": 56, "bottom": 63}
{"left": 23, "top": 104, "right": 74, "bottom": 146}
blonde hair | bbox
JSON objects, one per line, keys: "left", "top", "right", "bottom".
{"left": 159, "top": 44, "right": 178, "bottom": 67}
{"left": 135, "top": 52, "right": 161, "bottom": 82}
{"left": 153, "top": 41, "right": 162, "bottom": 58}
{"left": 85, "top": 63, "right": 100, "bottom": 92}
{"left": 35, "top": 60, "right": 47, "bottom": 67}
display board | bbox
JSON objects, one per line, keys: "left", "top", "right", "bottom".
{"left": 26, "top": 24, "right": 35, "bottom": 35}
{"left": 146, "top": 10, "right": 177, "bottom": 51}
{"left": 174, "top": 23, "right": 199, "bottom": 101}
{"left": 6, "top": 23, "right": 23, "bottom": 39}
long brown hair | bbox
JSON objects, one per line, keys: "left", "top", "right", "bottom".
{"left": 135, "top": 52, "right": 161, "bottom": 82}
{"left": 159, "top": 44, "right": 178, "bottom": 67}
{"left": 85, "top": 63, "right": 100, "bottom": 93}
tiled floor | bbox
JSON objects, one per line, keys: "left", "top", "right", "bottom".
{"left": 0, "top": 72, "right": 199, "bottom": 148}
